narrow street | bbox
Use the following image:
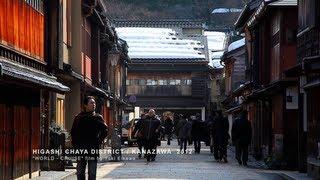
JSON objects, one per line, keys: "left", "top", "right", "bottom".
{"left": 65, "top": 140, "right": 288, "bottom": 180}
{"left": 1, "top": 0, "right": 319, "bottom": 179}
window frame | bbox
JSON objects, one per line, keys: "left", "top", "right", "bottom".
{"left": 56, "top": 96, "right": 65, "bottom": 129}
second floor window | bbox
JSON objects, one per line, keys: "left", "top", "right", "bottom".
{"left": 127, "top": 79, "right": 192, "bottom": 86}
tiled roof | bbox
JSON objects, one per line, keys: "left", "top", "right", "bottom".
{"left": 0, "top": 58, "right": 70, "bottom": 92}
{"left": 131, "top": 58, "right": 207, "bottom": 64}
{"left": 113, "top": 19, "right": 205, "bottom": 29}
{"left": 234, "top": 0, "right": 261, "bottom": 29}
{"left": 116, "top": 27, "right": 207, "bottom": 59}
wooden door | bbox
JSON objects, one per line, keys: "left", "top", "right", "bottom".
{"left": 13, "top": 105, "right": 31, "bottom": 179}
{"left": 0, "top": 85, "right": 40, "bottom": 179}
{"left": 0, "top": 103, "right": 14, "bottom": 180}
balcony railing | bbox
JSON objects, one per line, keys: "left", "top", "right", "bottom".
{"left": 0, "top": 45, "right": 46, "bottom": 72}
{"left": 297, "top": 27, "right": 320, "bottom": 63}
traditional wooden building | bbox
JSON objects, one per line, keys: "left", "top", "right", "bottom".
{"left": 46, "top": 0, "right": 129, "bottom": 140}
{"left": 221, "top": 38, "right": 247, "bottom": 133}
{"left": 0, "top": 0, "right": 70, "bottom": 179}
{"left": 284, "top": 0, "right": 320, "bottom": 177}
{"left": 116, "top": 21, "right": 213, "bottom": 120}
{"left": 235, "top": 0, "right": 300, "bottom": 169}
{"left": 222, "top": 38, "right": 246, "bottom": 97}
{"left": 208, "top": 66, "right": 224, "bottom": 114}
{"left": 126, "top": 58, "right": 210, "bottom": 119}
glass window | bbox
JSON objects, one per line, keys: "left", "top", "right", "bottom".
{"left": 169, "top": 80, "right": 176, "bottom": 85}
{"left": 132, "top": 79, "right": 139, "bottom": 85}
{"left": 187, "top": 80, "right": 192, "bottom": 85}
{"left": 126, "top": 80, "right": 131, "bottom": 86}
{"left": 152, "top": 80, "right": 157, "bottom": 85}
{"left": 139, "top": 79, "right": 146, "bottom": 86}
{"left": 147, "top": 79, "right": 152, "bottom": 85}
{"left": 181, "top": 79, "right": 187, "bottom": 85}
{"left": 138, "top": 79, "right": 146, "bottom": 86}
{"left": 158, "top": 80, "right": 164, "bottom": 85}
{"left": 175, "top": 80, "right": 181, "bottom": 85}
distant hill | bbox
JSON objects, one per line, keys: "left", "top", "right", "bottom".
{"left": 104, "top": 0, "right": 246, "bottom": 29}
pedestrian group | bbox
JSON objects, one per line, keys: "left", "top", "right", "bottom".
{"left": 70, "top": 96, "right": 253, "bottom": 180}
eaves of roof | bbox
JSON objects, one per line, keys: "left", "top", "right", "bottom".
{"left": 130, "top": 58, "right": 208, "bottom": 64}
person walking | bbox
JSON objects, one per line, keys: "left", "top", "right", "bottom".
{"left": 212, "top": 110, "right": 230, "bottom": 163}
{"left": 139, "top": 109, "right": 161, "bottom": 162}
{"left": 191, "top": 113, "right": 202, "bottom": 154}
{"left": 71, "top": 96, "right": 108, "bottom": 180}
{"left": 164, "top": 115, "right": 174, "bottom": 145}
{"left": 232, "top": 110, "right": 252, "bottom": 166}
{"left": 132, "top": 113, "right": 146, "bottom": 159}
{"left": 176, "top": 116, "right": 192, "bottom": 154}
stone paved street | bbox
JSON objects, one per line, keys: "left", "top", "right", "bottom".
{"left": 64, "top": 140, "right": 306, "bottom": 180}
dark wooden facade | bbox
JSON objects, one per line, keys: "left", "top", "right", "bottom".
{"left": 296, "top": 0, "right": 320, "bottom": 177}
{"left": 0, "top": 85, "right": 41, "bottom": 179}
{"left": 234, "top": 0, "right": 301, "bottom": 169}
{"left": 0, "top": 0, "right": 44, "bottom": 61}
{"left": 46, "top": 0, "right": 130, "bottom": 138}
{"left": 126, "top": 60, "right": 210, "bottom": 119}
{"left": 0, "top": 0, "right": 69, "bottom": 179}
{"left": 222, "top": 44, "right": 246, "bottom": 97}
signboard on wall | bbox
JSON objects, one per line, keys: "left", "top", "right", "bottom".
{"left": 286, "top": 86, "right": 298, "bottom": 109}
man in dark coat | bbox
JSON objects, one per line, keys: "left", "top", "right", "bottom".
{"left": 71, "top": 96, "right": 108, "bottom": 180}
{"left": 139, "top": 109, "right": 161, "bottom": 162}
{"left": 164, "top": 116, "right": 174, "bottom": 145}
{"left": 176, "top": 116, "right": 192, "bottom": 153}
{"left": 132, "top": 113, "right": 146, "bottom": 158}
{"left": 232, "top": 110, "right": 252, "bottom": 166}
{"left": 212, "top": 110, "right": 230, "bottom": 162}
{"left": 191, "top": 113, "right": 202, "bottom": 154}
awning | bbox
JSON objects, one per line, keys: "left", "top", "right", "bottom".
{"left": 304, "top": 79, "right": 320, "bottom": 90}
{"left": 0, "top": 58, "right": 70, "bottom": 92}
{"left": 248, "top": 79, "right": 297, "bottom": 99}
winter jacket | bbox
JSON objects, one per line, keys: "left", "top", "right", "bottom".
{"left": 139, "top": 115, "right": 161, "bottom": 141}
{"left": 164, "top": 118, "right": 174, "bottom": 135}
{"left": 177, "top": 119, "right": 192, "bottom": 139}
{"left": 231, "top": 116, "right": 252, "bottom": 146}
{"left": 212, "top": 116, "right": 230, "bottom": 146}
{"left": 191, "top": 119, "right": 204, "bottom": 141}
{"left": 71, "top": 111, "right": 108, "bottom": 156}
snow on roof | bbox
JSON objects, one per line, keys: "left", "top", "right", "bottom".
{"left": 228, "top": 38, "right": 245, "bottom": 52}
{"left": 268, "top": 0, "right": 297, "bottom": 6}
{"left": 212, "top": 8, "right": 242, "bottom": 14}
{"left": 0, "top": 58, "right": 70, "bottom": 92}
{"left": 116, "top": 27, "right": 206, "bottom": 59}
{"left": 204, "top": 31, "right": 226, "bottom": 68}
{"left": 209, "top": 51, "right": 225, "bottom": 68}
{"left": 204, "top": 31, "right": 226, "bottom": 51}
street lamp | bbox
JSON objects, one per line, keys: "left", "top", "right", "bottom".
{"left": 109, "top": 44, "right": 121, "bottom": 161}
